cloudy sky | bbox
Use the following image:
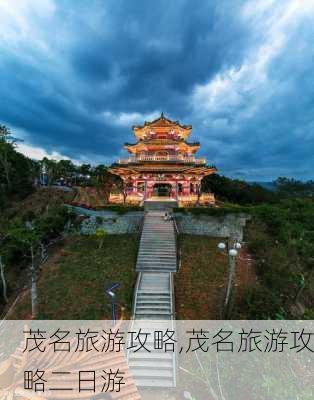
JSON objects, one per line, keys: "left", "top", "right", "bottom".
{"left": 1, "top": 0, "right": 314, "bottom": 180}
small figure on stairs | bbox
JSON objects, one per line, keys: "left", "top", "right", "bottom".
{"left": 164, "top": 212, "right": 173, "bottom": 222}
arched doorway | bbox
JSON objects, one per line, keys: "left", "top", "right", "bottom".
{"left": 153, "top": 183, "right": 172, "bottom": 197}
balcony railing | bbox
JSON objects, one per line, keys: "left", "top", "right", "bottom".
{"left": 118, "top": 155, "right": 206, "bottom": 164}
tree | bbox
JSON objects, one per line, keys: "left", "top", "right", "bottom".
{"left": 9, "top": 224, "right": 41, "bottom": 318}
{"left": 57, "top": 159, "right": 76, "bottom": 181}
{"left": 41, "top": 157, "right": 58, "bottom": 185}
{"left": 0, "top": 125, "right": 15, "bottom": 189}
{"left": 0, "top": 233, "right": 9, "bottom": 303}
{"left": 0, "top": 125, "right": 35, "bottom": 207}
{"left": 79, "top": 164, "right": 91, "bottom": 176}
{"left": 275, "top": 177, "right": 314, "bottom": 197}
{"left": 95, "top": 227, "right": 107, "bottom": 249}
{"left": 114, "top": 177, "right": 133, "bottom": 204}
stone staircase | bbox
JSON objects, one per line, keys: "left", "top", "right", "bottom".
{"left": 136, "top": 211, "right": 177, "bottom": 273}
{"left": 127, "top": 209, "right": 177, "bottom": 388}
{"left": 134, "top": 272, "right": 173, "bottom": 319}
{"left": 127, "top": 319, "right": 176, "bottom": 388}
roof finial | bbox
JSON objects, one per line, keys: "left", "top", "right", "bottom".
{"left": 161, "top": 111, "right": 164, "bottom": 119}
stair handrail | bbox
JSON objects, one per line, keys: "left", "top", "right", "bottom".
{"left": 131, "top": 272, "right": 142, "bottom": 320}
{"left": 172, "top": 216, "right": 182, "bottom": 272}
{"left": 132, "top": 214, "right": 145, "bottom": 320}
{"left": 169, "top": 272, "right": 177, "bottom": 386}
{"left": 169, "top": 272, "right": 175, "bottom": 318}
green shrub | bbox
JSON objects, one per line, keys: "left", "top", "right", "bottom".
{"left": 96, "top": 216, "right": 103, "bottom": 225}
{"left": 174, "top": 205, "right": 251, "bottom": 217}
{"left": 242, "top": 286, "right": 283, "bottom": 319}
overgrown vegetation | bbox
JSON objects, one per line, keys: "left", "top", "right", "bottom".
{"left": 0, "top": 189, "right": 76, "bottom": 317}
{"left": 237, "top": 199, "right": 314, "bottom": 319}
{"left": 70, "top": 187, "right": 143, "bottom": 212}
{"left": 174, "top": 204, "right": 250, "bottom": 217}
{"left": 9, "top": 235, "right": 138, "bottom": 319}
{"left": 175, "top": 197, "right": 314, "bottom": 319}
{"left": 175, "top": 235, "right": 228, "bottom": 319}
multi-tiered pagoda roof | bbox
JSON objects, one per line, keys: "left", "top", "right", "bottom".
{"left": 109, "top": 113, "right": 216, "bottom": 205}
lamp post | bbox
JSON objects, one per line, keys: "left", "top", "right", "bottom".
{"left": 218, "top": 239, "right": 241, "bottom": 318}
{"left": 105, "top": 283, "right": 120, "bottom": 325}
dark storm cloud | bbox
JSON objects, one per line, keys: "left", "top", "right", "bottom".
{"left": 1, "top": 0, "right": 314, "bottom": 179}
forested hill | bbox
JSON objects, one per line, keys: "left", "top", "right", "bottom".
{"left": 0, "top": 125, "right": 36, "bottom": 208}
{"left": 202, "top": 174, "right": 314, "bottom": 205}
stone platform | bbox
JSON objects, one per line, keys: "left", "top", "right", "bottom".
{"left": 144, "top": 198, "right": 178, "bottom": 211}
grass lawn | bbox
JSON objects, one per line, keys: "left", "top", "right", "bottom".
{"left": 9, "top": 234, "right": 139, "bottom": 320}
{"left": 175, "top": 234, "right": 228, "bottom": 319}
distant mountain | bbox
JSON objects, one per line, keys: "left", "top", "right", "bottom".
{"left": 249, "top": 181, "right": 277, "bottom": 191}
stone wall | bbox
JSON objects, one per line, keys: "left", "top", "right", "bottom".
{"left": 66, "top": 205, "right": 144, "bottom": 235}
{"left": 174, "top": 212, "right": 250, "bottom": 241}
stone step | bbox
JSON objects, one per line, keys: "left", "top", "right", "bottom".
{"left": 139, "top": 247, "right": 175, "bottom": 251}
{"left": 142, "top": 227, "right": 174, "bottom": 230}
{"left": 137, "top": 290, "right": 170, "bottom": 295}
{"left": 139, "top": 248, "right": 176, "bottom": 252}
{"left": 135, "top": 316, "right": 172, "bottom": 320}
{"left": 142, "top": 236, "right": 174, "bottom": 239}
{"left": 136, "top": 307, "right": 171, "bottom": 313}
{"left": 138, "top": 254, "right": 176, "bottom": 258}
{"left": 137, "top": 262, "right": 176, "bottom": 266}
{"left": 137, "top": 256, "right": 176, "bottom": 264}
{"left": 140, "top": 275, "right": 170, "bottom": 281}
{"left": 140, "top": 273, "right": 170, "bottom": 279}
{"left": 138, "top": 254, "right": 175, "bottom": 258}
{"left": 128, "top": 360, "right": 172, "bottom": 370}
{"left": 139, "top": 246, "right": 175, "bottom": 249}
{"left": 137, "top": 267, "right": 176, "bottom": 272}
{"left": 139, "top": 252, "right": 176, "bottom": 256}
{"left": 138, "top": 252, "right": 176, "bottom": 256}
{"left": 135, "top": 310, "right": 172, "bottom": 316}
{"left": 137, "top": 290, "right": 171, "bottom": 293}
{"left": 137, "top": 295, "right": 170, "bottom": 304}
{"left": 131, "top": 369, "right": 173, "bottom": 379}
{"left": 137, "top": 298, "right": 170, "bottom": 303}
{"left": 139, "top": 246, "right": 175, "bottom": 248}
{"left": 138, "top": 265, "right": 174, "bottom": 268}
{"left": 137, "top": 259, "right": 176, "bottom": 264}
{"left": 139, "top": 279, "right": 170, "bottom": 285}
{"left": 138, "top": 252, "right": 175, "bottom": 256}
{"left": 141, "top": 236, "right": 174, "bottom": 239}
{"left": 136, "top": 302, "right": 171, "bottom": 308}
{"left": 129, "top": 351, "right": 173, "bottom": 360}
{"left": 143, "top": 228, "right": 173, "bottom": 230}
{"left": 142, "top": 239, "right": 175, "bottom": 242}
{"left": 138, "top": 286, "right": 170, "bottom": 292}
{"left": 133, "top": 377, "right": 175, "bottom": 388}
{"left": 137, "top": 268, "right": 176, "bottom": 273}
{"left": 137, "top": 286, "right": 170, "bottom": 291}
{"left": 143, "top": 229, "right": 172, "bottom": 231}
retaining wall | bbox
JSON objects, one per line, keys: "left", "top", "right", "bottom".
{"left": 174, "top": 212, "right": 250, "bottom": 241}
{"left": 66, "top": 205, "right": 144, "bottom": 235}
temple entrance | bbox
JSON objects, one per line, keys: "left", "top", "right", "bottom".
{"left": 153, "top": 183, "right": 172, "bottom": 197}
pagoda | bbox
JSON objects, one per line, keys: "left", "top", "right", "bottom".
{"left": 109, "top": 113, "right": 216, "bottom": 206}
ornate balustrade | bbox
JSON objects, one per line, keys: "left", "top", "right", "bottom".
{"left": 118, "top": 155, "right": 206, "bottom": 164}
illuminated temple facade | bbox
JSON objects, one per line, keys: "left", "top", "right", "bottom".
{"left": 109, "top": 113, "right": 216, "bottom": 206}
